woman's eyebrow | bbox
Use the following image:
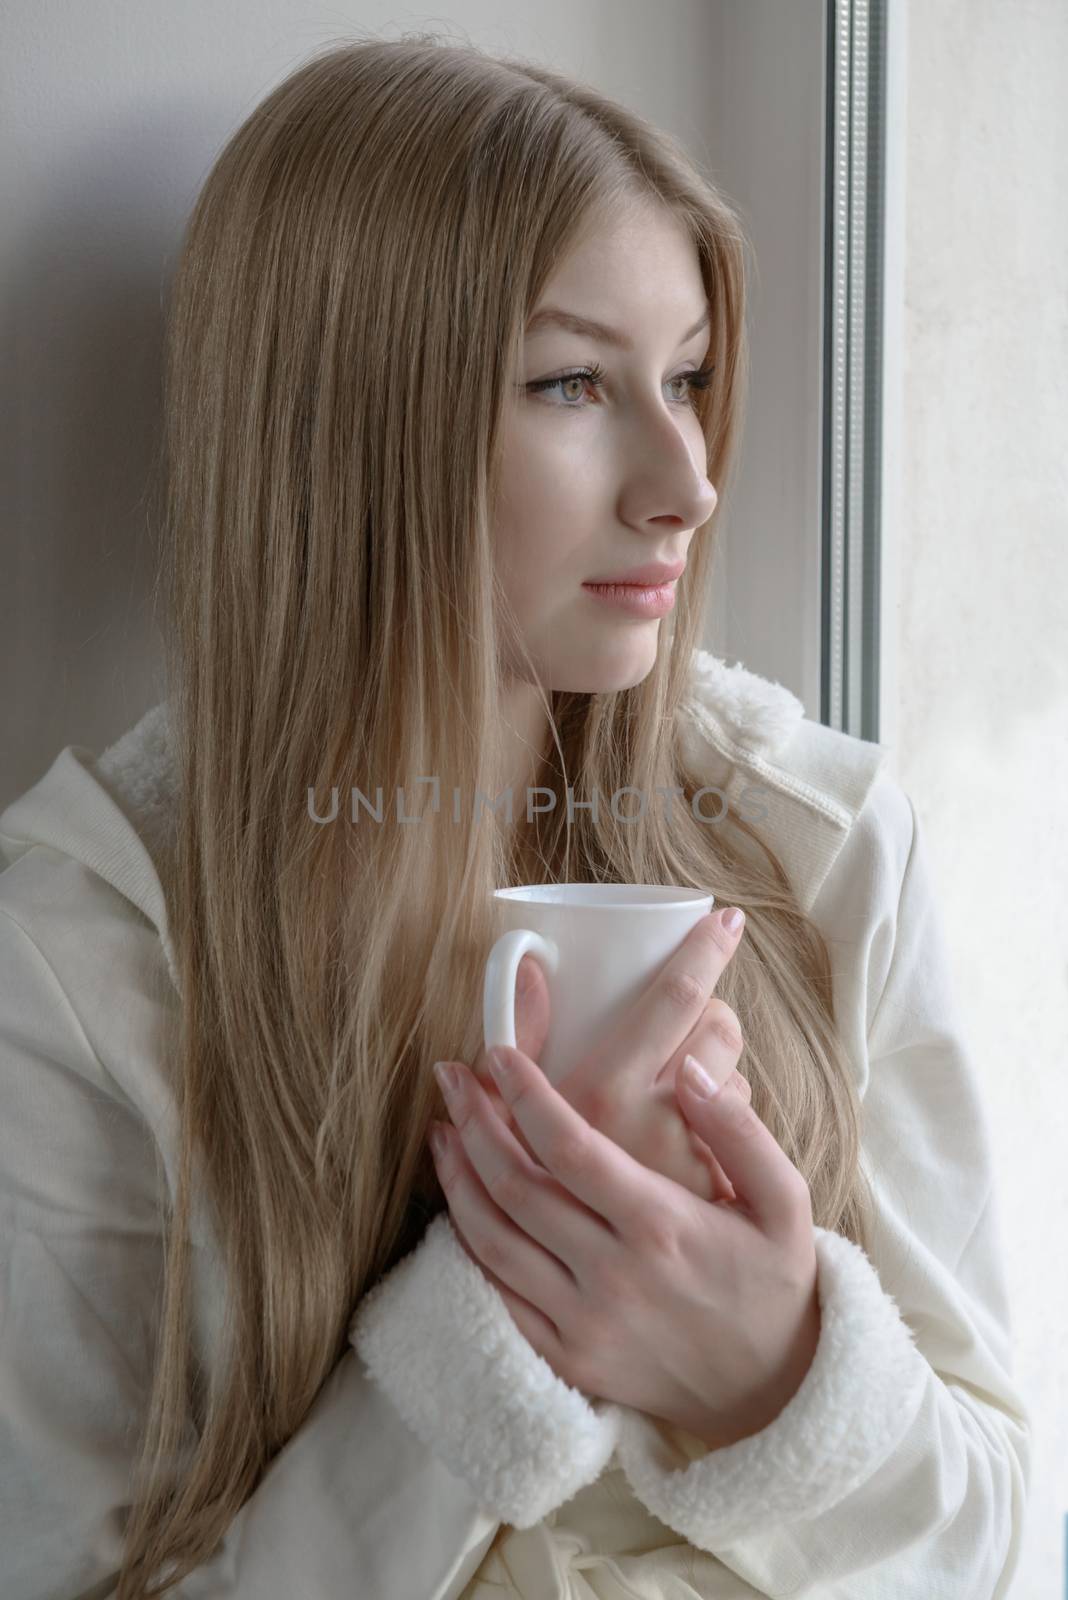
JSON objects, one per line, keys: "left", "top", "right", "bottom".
{"left": 524, "top": 304, "right": 711, "bottom": 352}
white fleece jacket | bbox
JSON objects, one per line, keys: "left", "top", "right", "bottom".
{"left": 0, "top": 648, "right": 1030, "bottom": 1599}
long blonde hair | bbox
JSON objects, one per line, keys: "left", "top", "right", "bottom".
{"left": 124, "top": 32, "right": 876, "bottom": 1595}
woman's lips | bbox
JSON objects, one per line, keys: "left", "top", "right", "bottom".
{"left": 581, "top": 580, "right": 677, "bottom": 618}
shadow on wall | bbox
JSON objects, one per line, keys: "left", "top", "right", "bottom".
{"left": 2, "top": 100, "right": 226, "bottom": 806}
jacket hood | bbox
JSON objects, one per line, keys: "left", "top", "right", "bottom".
{"left": 0, "top": 699, "right": 180, "bottom": 987}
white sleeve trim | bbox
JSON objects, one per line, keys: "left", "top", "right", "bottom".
{"left": 349, "top": 1210, "right": 622, "bottom": 1529}
{"left": 615, "top": 1224, "right": 930, "bottom": 1549}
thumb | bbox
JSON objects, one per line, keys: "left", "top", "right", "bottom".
{"left": 471, "top": 957, "right": 550, "bottom": 1159}
{"left": 513, "top": 953, "right": 551, "bottom": 1064}
{"left": 676, "top": 1054, "right": 799, "bottom": 1234}
{"left": 474, "top": 954, "right": 549, "bottom": 1085}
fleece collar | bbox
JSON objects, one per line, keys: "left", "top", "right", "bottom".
{"left": 684, "top": 648, "right": 805, "bottom": 757}
{"left": 86, "top": 647, "right": 810, "bottom": 893}
{"left": 0, "top": 649, "right": 880, "bottom": 994}
{"left": 87, "top": 648, "right": 807, "bottom": 833}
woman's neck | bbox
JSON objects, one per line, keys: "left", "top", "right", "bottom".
{"left": 498, "top": 679, "right": 551, "bottom": 808}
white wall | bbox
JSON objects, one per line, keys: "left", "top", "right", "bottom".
{"left": 896, "top": 1, "right": 1068, "bottom": 1592}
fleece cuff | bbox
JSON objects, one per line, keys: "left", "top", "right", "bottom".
{"left": 349, "top": 1210, "right": 622, "bottom": 1529}
{"left": 615, "top": 1224, "right": 929, "bottom": 1550}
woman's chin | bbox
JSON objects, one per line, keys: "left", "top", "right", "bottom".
{"left": 552, "top": 636, "right": 660, "bottom": 695}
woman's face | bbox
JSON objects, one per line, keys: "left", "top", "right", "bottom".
{"left": 494, "top": 197, "right": 719, "bottom": 697}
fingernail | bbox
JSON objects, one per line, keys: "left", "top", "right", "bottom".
{"left": 434, "top": 1060, "right": 461, "bottom": 1102}
{"left": 487, "top": 1047, "right": 515, "bottom": 1094}
{"left": 516, "top": 957, "right": 536, "bottom": 997}
{"left": 721, "top": 907, "right": 745, "bottom": 936}
{"left": 429, "top": 1122, "right": 449, "bottom": 1160}
{"left": 683, "top": 1053, "right": 718, "bottom": 1097}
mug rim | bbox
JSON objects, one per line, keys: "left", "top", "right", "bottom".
{"left": 493, "top": 883, "right": 714, "bottom": 910}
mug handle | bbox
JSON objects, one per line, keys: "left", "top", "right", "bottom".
{"left": 483, "top": 928, "right": 560, "bottom": 1054}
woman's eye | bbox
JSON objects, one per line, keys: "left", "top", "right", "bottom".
{"left": 525, "top": 362, "right": 714, "bottom": 409}
{"left": 525, "top": 366, "right": 607, "bottom": 406}
{"left": 553, "top": 374, "right": 592, "bottom": 403}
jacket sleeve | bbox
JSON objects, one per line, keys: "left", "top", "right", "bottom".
{"left": 0, "top": 900, "right": 620, "bottom": 1600}
{"left": 612, "top": 776, "right": 1032, "bottom": 1598}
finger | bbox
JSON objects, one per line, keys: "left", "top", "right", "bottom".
{"left": 430, "top": 1122, "right": 571, "bottom": 1365}
{"left": 688, "top": 1133, "right": 738, "bottom": 1204}
{"left": 655, "top": 1094, "right": 736, "bottom": 1204}
{"left": 580, "top": 910, "right": 745, "bottom": 1098}
{"left": 473, "top": 955, "right": 550, "bottom": 1089}
{"left": 435, "top": 1059, "right": 611, "bottom": 1275}
{"left": 732, "top": 1070, "right": 753, "bottom": 1103}
{"left": 654, "top": 996, "right": 746, "bottom": 1094}
{"left": 675, "top": 1055, "right": 809, "bottom": 1236}
{"left": 513, "top": 953, "right": 551, "bottom": 1063}
{"left": 471, "top": 954, "right": 549, "bottom": 1161}
{"left": 467, "top": 1051, "right": 534, "bottom": 1162}
{"left": 653, "top": 1000, "right": 748, "bottom": 1204}
{"left": 483, "top": 1046, "right": 665, "bottom": 1246}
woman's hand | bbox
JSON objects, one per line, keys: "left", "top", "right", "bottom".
{"left": 428, "top": 1040, "right": 820, "bottom": 1449}
{"left": 468, "top": 909, "right": 752, "bottom": 1204}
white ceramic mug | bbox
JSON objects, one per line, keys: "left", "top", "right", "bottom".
{"left": 483, "top": 883, "right": 715, "bottom": 1087}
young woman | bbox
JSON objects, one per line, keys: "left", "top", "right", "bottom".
{"left": 0, "top": 35, "right": 1029, "bottom": 1600}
